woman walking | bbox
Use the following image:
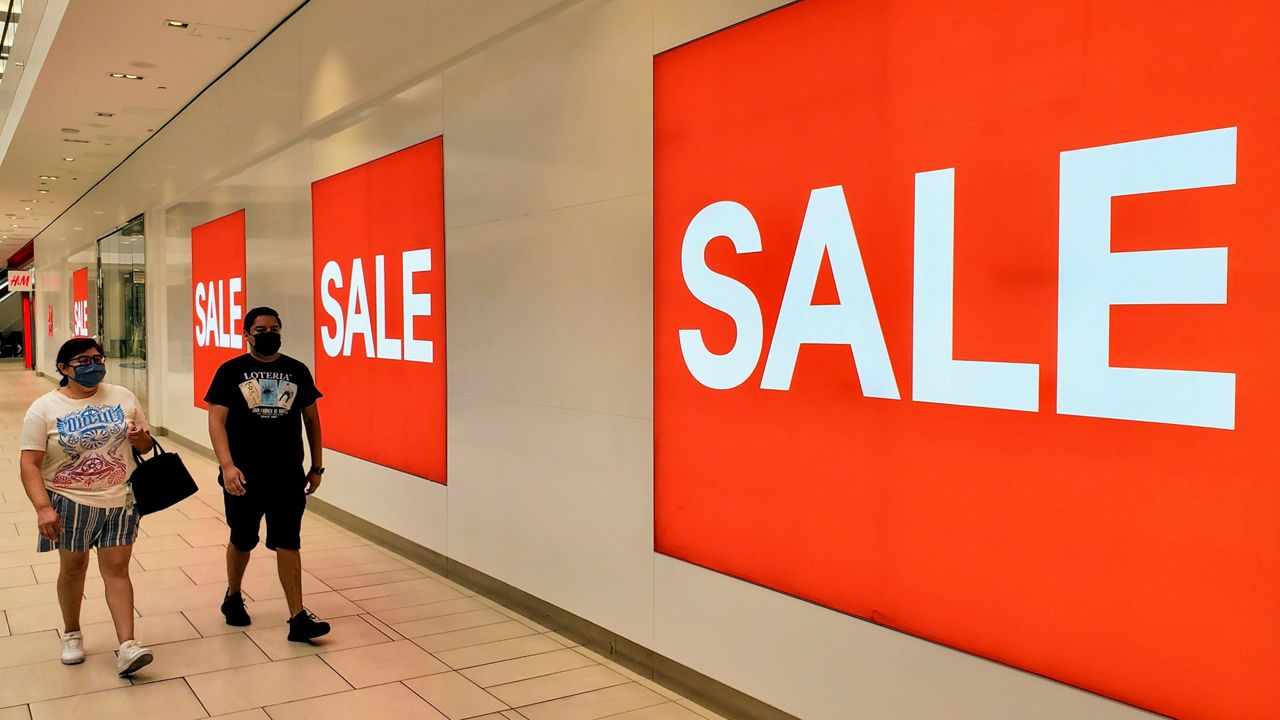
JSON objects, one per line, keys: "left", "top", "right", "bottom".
{"left": 18, "top": 337, "right": 155, "bottom": 676}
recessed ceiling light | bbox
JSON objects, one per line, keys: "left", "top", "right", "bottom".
{"left": 23, "top": 207, "right": 30, "bottom": 210}
{"left": 37, "top": 189, "right": 49, "bottom": 193}
{"left": 10, "top": 224, "right": 17, "bottom": 228}
{"left": 157, "top": 86, "right": 168, "bottom": 90}
{"left": 73, "top": 227, "right": 82, "bottom": 230}
{"left": 166, "top": 19, "right": 189, "bottom": 28}
{"left": 12, "top": 61, "right": 22, "bottom": 67}
{"left": 109, "top": 73, "right": 144, "bottom": 80}
{"left": 39, "top": 175, "right": 58, "bottom": 180}
{"left": 63, "top": 139, "right": 90, "bottom": 143}
{"left": 95, "top": 112, "right": 114, "bottom": 118}
{"left": 62, "top": 157, "right": 74, "bottom": 162}
{"left": 60, "top": 128, "right": 79, "bottom": 134}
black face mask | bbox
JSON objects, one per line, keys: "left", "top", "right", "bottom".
{"left": 251, "top": 332, "right": 282, "bottom": 356}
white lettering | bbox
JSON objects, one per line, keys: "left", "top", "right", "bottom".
{"left": 912, "top": 169, "right": 1038, "bottom": 411}
{"left": 1058, "top": 127, "right": 1236, "bottom": 429}
{"left": 678, "top": 201, "right": 764, "bottom": 390}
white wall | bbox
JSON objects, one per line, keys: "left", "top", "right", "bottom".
{"left": 32, "top": 2, "right": 1160, "bottom": 718}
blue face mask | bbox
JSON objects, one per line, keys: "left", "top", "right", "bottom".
{"left": 71, "top": 364, "right": 106, "bottom": 389}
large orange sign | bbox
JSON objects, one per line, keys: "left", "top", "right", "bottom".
{"left": 654, "top": 2, "right": 1279, "bottom": 717}
{"left": 191, "top": 210, "right": 247, "bottom": 410}
{"left": 70, "top": 267, "right": 89, "bottom": 337}
{"left": 312, "top": 138, "right": 447, "bottom": 483}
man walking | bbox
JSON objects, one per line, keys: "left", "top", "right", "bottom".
{"left": 206, "top": 306, "right": 330, "bottom": 642}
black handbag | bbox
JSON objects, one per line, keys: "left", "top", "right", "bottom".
{"left": 129, "top": 440, "right": 199, "bottom": 515}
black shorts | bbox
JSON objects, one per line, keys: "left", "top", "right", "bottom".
{"left": 220, "top": 469, "right": 307, "bottom": 552}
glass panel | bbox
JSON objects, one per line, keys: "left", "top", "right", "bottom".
{"left": 96, "top": 217, "right": 147, "bottom": 407}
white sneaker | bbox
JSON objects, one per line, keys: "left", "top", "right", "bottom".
{"left": 59, "top": 631, "right": 85, "bottom": 665}
{"left": 116, "top": 640, "right": 153, "bottom": 676}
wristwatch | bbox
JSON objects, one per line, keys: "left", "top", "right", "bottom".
{"left": 309, "top": 467, "right": 325, "bottom": 476}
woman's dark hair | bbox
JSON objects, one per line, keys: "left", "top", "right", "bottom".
{"left": 55, "top": 337, "right": 104, "bottom": 387}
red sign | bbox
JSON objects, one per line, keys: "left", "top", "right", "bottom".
{"left": 191, "top": 210, "right": 247, "bottom": 410}
{"left": 46, "top": 304, "right": 53, "bottom": 337}
{"left": 654, "top": 2, "right": 1279, "bottom": 718}
{"left": 312, "top": 138, "right": 447, "bottom": 483}
{"left": 70, "top": 268, "right": 89, "bottom": 337}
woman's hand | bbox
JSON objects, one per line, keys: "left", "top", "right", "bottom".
{"left": 36, "top": 506, "right": 62, "bottom": 543}
{"left": 127, "top": 422, "right": 153, "bottom": 451}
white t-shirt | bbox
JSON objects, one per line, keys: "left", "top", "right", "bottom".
{"left": 20, "top": 383, "right": 149, "bottom": 509}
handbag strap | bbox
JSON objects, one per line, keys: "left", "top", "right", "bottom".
{"left": 131, "top": 438, "right": 166, "bottom": 465}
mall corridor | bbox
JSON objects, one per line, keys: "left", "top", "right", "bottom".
{"left": 0, "top": 360, "right": 716, "bottom": 720}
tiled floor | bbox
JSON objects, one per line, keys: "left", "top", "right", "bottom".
{"left": 0, "top": 360, "right": 720, "bottom": 720}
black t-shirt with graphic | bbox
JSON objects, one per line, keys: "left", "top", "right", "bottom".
{"left": 204, "top": 354, "right": 322, "bottom": 478}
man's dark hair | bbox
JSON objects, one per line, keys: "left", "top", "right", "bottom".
{"left": 55, "top": 337, "right": 104, "bottom": 387}
{"left": 243, "top": 306, "right": 282, "bottom": 331}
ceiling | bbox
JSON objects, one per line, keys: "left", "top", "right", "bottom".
{"left": 0, "top": 0, "right": 304, "bottom": 265}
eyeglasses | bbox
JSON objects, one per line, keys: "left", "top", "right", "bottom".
{"left": 67, "top": 355, "right": 106, "bottom": 366}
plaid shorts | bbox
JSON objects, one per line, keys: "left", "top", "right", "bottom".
{"left": 36, "top": 491, "right": 140, "bottom": 553}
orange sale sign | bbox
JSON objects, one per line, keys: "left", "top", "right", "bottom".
{"left": 312, "top": 138, "right": 447, "bottom": 483}
{"left": 654, "top": 1, "right": 1280, "bottom": 717}
{"left": 70, "top": 267, "right": 89, "bottom": 337}
{"left": 191, "top": 210, "right": 248, "bottom": 410}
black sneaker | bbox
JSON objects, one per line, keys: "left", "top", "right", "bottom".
{"left": 221, "top": 591, "right": 251, "bottom": 627}
{"left": 287, "top": 609, "right": 330, "bottom": 643}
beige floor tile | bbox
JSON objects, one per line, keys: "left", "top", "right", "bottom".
{"left": 413, "top": 621, "right": 542, "bottom": 655}
{"left": 319, "top": 637, "right": 451, "bottom": 688}
{"left": 208, "top": 710, "right": 269, "bottom": 720}
{"left": 178, "top": 527, "right": 233, "bottom": 547}
{"left": 371, "top": 596, "right": 488, "bottom": 626}
{"left": 186, "top": 655, "right": 352, "bottom": 716}
{"left": 0, "top": 522, "right": 16, "bottom": 537}
{"left": 299, "top": 535, "right": 370, "bottom": 552}
{"left": 0, "top": 583, "right": 58, "bottom": 610}
{"left": 340, "top": 578, "right": 454, "bottom": 602}
{"left": 83, "top": 567, "right": 194, "bottom": 598}
{"left": 360, "top": 613, "right": 405, "bottom": 641}
{"left": 675, "top": 700, "right": 730, "bottom": 720}
{"left": 133, "top": 582, "right": 238, "bottom": 616}
{"left": 132, "top": 631, "right": 270, "bottom": 683}
{"left": 182, "top": 556, "right": 277, "bottom": 585}
{"left": 264, "top": 681, "right": 447, "bottom": 720}
{"left": 80, "top": 612, "right": 201, "bottom": 655}
{"left": 134, "top": 545, "right": 227, "bottom": 571}
{"left": 0, "top": 653, "right": 131, "bottom": 707}
{"left": 460, "top": 648, "right": 597, "bottom": 688}
{"left": 237, "top": 570, "right": 331, "bottom": 600}
{"left": 6, "top": 598, "right": 123, "bottom": 635}
{"left": 325, "top": 568, "right": 425, "bottom": 590}
{"left": 0, "top": 609, "right": 9, "bottom": 636}
{"left": 486, "top": 665, "right": 629, "bottom": 708}
{"left": 0, "top": 629, "right": 59, "bottom": 669}
{"left": 246, "top": 614, "right": 391, "bottom": 661}
{"left": 394, "top": 608, "right": 510, "bottom": 639}
{"left": 0, "top": 705, "right": 29, "bottom": 720}
{"left": 130, "top": 534, "right": 194, "bottom": 553}
{"left": 308, "top": 558, "right": 414, "bottom": 581}
{"left": 355, "top": 586, "right": 466, "bottom": 613}
{"left": 174, "top": 499, "right": 223, "bottom": 520}
{"left": 27, "top": 677, "right": 207, "bottom": 720}
{"left": 139, "top": 516, "right": 228, "bottom": 538}
{"left": 404, "top": 672, "right": 509, "bottom": 720}
{"left": 0, "top": 549, "right": 57, "bottom": 570}
{"left": 517, "top": 683, "right": 665, "bottom": 720}
{"left": 434, "top": 634, "right": 566, "bottom": 670}
{"left": 0, "top": 536, "right": 35, "bottom": 552}
{"left": 604, "top": 703, "right": 705, "bottom": 720}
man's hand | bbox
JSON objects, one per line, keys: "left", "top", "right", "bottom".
{"left": 36, "top": 506, "right": 62, "bottom": 542}
{"left": 305, "top": 470, "right": 323, "bottom": 496}
{"left": 223, "top": 465, "right": 248, "bottom": 496}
